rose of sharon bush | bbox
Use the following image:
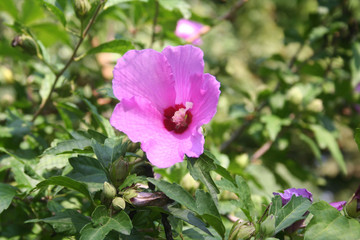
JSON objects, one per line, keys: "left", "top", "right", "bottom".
{"left": 273, "top": 188, "right": 313, "bottom": 205}
{"left": 330, "top": 201, "right": 347, "bottom": 211}
{"left": 110, "top": 45, "right": 220, "bottom": 168}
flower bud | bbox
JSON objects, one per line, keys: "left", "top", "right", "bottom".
{"left": 345, "top": 185, "right": 360, "bottom": 218}
{"left": 11, "top": 35, "right": 38, "bottom": 56}
{"left": 103, "top": 181, "right": 116, "bottom": 199}
{"left": 74, "top": 0, "right": 91, "bottom": 18}
{"left": 228, "top": 220, "right": 255, "bottom": 240}
{"left": 130, "top": 192, "right": 170, "bottom": 207}
{"left": 112, "top": 197, "right": 126, "bottom": 210}
{"left": 123, "top": 189, "right": 138, "bottom": 202}
{"left": 259, "top": 215, "right": 275, "bottom": 238}
{"left": 306, "top": 98, "right": 323, "bottom": 112}
{"left": 109, "top": 158, "right": 129, "bottom": 188}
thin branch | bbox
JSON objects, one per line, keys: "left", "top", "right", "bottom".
{"left": 31, "top": 1, "right": 105, "bottom": 122}
{"left": 161, "top": 213, "right": 173, "bottom": 240}
{"left": 250, "top": 140, "right": 273, "bottom": 162}
{"left": 219, "top": 0, "right": 248, "bottom": 21}
{"left": 150, "top": 0, "right": 159, "bottom": 48}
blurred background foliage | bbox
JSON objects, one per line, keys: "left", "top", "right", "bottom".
{"left": 0, "top": 0, "right": 360, "bottom": 239}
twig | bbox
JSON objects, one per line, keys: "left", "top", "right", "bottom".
{"left": 161, "top": 213, "right": 173, "bottom": 240}
{"left": 219, "top": 0, "right": 248, "bottom": 21}
{"left": 250, "top": 140, "right": 273, "bottom": 162}
{"left": 150, "top": 0, "right": 159, "bottom": 48}
{"left": 31, "top": 1, "right": 105, "bottom": 122}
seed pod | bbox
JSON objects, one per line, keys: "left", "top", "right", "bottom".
{"left": 11, "top": 35, "right": 38, "bottom": 56}
{"left": 109, "top": 158, "right": 129, "bottom": 188}
{"left": 228, "top": 220, "right": 255, "bottom": 240}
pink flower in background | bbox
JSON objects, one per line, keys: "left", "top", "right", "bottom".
{"left": 110, "top": 45, "right": 220, "bottom": 168}
{"left": 175, "top": 19, "right": 210, "bottom": 45}
{"left": 329, "top": 201, "right": 347, "bottom": 211}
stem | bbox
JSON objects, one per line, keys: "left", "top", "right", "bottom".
{"left": 161, "top": 213, "right": 173, "bottom": 240}
{"left": 219, "top": 0, "right": 248, "bottom": 21}
{"left": 150, "top": 0, "right": 159, "bottom": 48}
{"left": 31, "top": 1, "right": 105, "bottom": 122}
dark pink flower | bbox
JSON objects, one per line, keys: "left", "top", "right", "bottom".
{"left": 329, "top": 201, "right": 347, "bottom": 211}
{"left": 273, "top": 188, "right": 313, "bottom": 205}
{"left": 110, "top": 45, "right": 220, "bottom": 168}
{"left": 175, "top": 19, "right": 209, "bottom": 45}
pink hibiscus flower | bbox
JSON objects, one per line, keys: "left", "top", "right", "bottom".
{"left": 175, "top": 19, "right": 210, "bottom": 45}
{"left": 110, "top": 45, "right": 220, "bottom": 168}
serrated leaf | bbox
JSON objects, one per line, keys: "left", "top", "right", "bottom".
{"left": 269, "top": 195, "right": 282, "bottom": 216}
{"left": 67, "top": 156, "right": 108, "bottom": 193}
{"left": 187, "top": 153, "right": 219, "bottom": 206}
{"left": 305, "top": 201, "right": 360, "bottom": 240}
{"left": 310, "top": 125, "right": 346, "bottom": 174}
{"left": 42, "top": 1, "right": 66, "bottom": 26}
{"left": 148, "top": 178, "right": 196, "bottom": 212}
{"left": 44, "top": 139, "right": 92, "bottom": 155}
{"left": 195, "top": 190, "right": 224, "bottom": 238}
{"left": 274, "top": 196, "right": 312, "bottom": 234}
{"left": 26, "top": 209, "right": 90, "bottom": 235}
{"left": 350, "top": 42, "right": 360, "bottom": 88}
{"left": 0, "top": 183, "right": 17, "bottom": 214}
{"left": 167, "top": 206, "right": 213, "bottom": 236}
{"left": 158, "top": 0, "right": 191, "bottom": 18}
{"left": 36, "top": 176, "right": 93, "bottom": 203}
{"left": 86, "top": 40, "right": 134, "bottom": 55}
{"left": 299, "top": 132, "right": 321, "bottom": 161}
{"left": 80, "top": 206, "right": 132, "bottom": 239}
{"left": 91, "top": 137, "right": 127, "bottom": 168}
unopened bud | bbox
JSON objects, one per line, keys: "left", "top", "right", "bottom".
{"left": 74, "top": 0, "right": 91, "bottom": 18}
{"left": 260, "top": 215, "right": 275, "bottom": 238}
{"left": 123, "top": 189, "right": 138, "bottom": 202}
{"left": 345, "top": 185, "right": 360, "bottom": 218}
{"left": 11, "top": 35, "right": 38, "bottom": 56}
{"left": 103, "top": 181, "right": 116, "bottom": 199}
{"left": 306, "top": 98, "right": 323, "bottom": 112}
{"left": 109, "top": 158, "right": 129, "bottom": 188}
{"left": 130, "top": 192, "right": 170, "bottom": 207}
{"left": 228, "top": 220, "right": 255, "bottom": 240}
{"left": 112, "top": 197, "right": 126, "bottom": 210}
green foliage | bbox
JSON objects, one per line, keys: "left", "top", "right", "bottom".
{"left": 1, "top": 0, "right": 360, "bottom": 239}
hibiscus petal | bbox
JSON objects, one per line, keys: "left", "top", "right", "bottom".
{"left": 112, "top": 49, "right": 176, "bottom": 110}
{"left": 190, "top": 73, "right": 221, "bottom": 126}
{"left": 162, "top": 45, "right": 204, "bottom": 104}
{"left": 110, "top": 97, "right": 202, "bottom": 168}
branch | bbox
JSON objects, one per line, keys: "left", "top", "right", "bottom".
{"left": 219, "top": 0, "right": 248, "bottom": 21}
{"left": 150, "top": 0, "right": 159, "bottom": 48}
{"left": 31, "top": 1, "right": 105, "bottom": 122}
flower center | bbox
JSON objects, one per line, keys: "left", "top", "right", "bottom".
{"left": 163, "top": 102, "right": 193, "bottom": 134}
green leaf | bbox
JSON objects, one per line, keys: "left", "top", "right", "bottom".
{"left": 148, "top": 178, "right": 197, "bottom": 212}
{"left": 0, "top": 183, "right": 17, "bottom": 214}
{"left": 44, "top": 139, "right": 92, "bottom": 155}
{"left": 187, "top": 153, "right": 219, "bottom": 206}
{"left": 104, "top": 0, "right": 149, "bottom": 9}
{"left": 158, "top": 0, "right": 191, "bottom": 18}
{"left": 195, "top": 190, "right": 225, "bottom": 238}
{"left": 305, "top": 201, "right": 360, "bottom": 240}
{"left": 36, "top": 176, "right": 93, "bottom": 203}
{"left": 269, "top": 195, "right": 282, "bottom": 216}
{"left": 261, "top": 115, "right": 291, "bottom": 141}
{"left": 42, "top": 1, "right": 66, "bottom": 26}
{"left": 91, "top": 137, "right": 128, "bottom": 168}
{"left": 118, "top": 174, "right": 147, "bottom": 191}
{"left": 355, "top": 128, "right": 360, "bottom": 152}
{"left": 299, "top": 132, "right": 321, "bottom": 161}
{"left": 310, "top": 125, "right": 346, "bottom": 174}
{"left": 274, "top": 196, "right": 312, "bottom": 234}
{"left": 308, "top": 26, "right": 329, "bottom": 43}
{"left": 350, "top": 42, "right": 360, "bottom": 88}
{"left": 80, "top": 206, "right": 132, "bottom": 239}
{"left": 0, "top": 0, "right": 18, "bottom": 18}
{"left": 22, "top": 0, "right": 45, "bottom": 24}
{"left": 39, "top": 73, "right": 55, "bottom": 106}
{"left": 86, "top": 40, "right": 134, "bottom": 55}
{"left": 26, "top": 209, "right": 91, "bottom": 235}
{"left": 167, "top": 206, "right": 213, "bottom": 237}
{"left": 83, "top": 98, "right": 115, "bottom": 137}
{"left": 67, "top": 156, "right": 108, "bottom": 193}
